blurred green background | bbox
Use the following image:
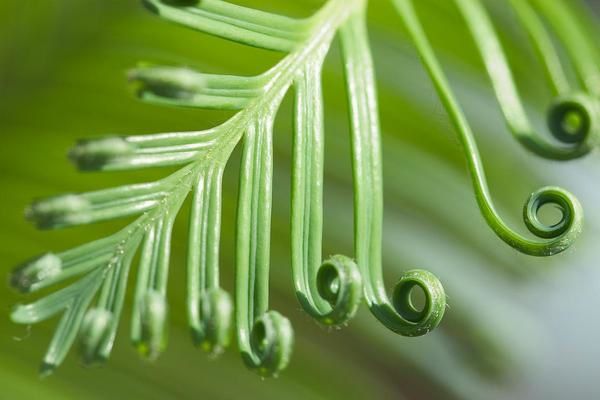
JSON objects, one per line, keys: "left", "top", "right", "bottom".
{"left": 1, "top": 1, "right": 599, "bottom": 399}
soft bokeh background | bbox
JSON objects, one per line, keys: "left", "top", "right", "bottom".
{"left": 1, "top": 1, "right": 599, "bottom": 399}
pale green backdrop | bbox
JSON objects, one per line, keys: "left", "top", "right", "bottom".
{"left": 1, "top": 1, "right": 599, "bottom": 399}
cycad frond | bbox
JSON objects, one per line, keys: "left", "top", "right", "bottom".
{"left": 11, "top": 0, "right": 445, "bottom": 377}
{"left": 11, "top": 0, "right": 596, "bottom": 379}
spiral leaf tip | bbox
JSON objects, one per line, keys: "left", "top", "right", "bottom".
{"left": 315, "top": 255, "right": 363, "bottom": 326}
{"left": 245, "top": 311, "right": 293, "bottom": 378}
{"left": 523, "top": 186, "right": 583, "bottom": 256}
{"left": 548, "top": 93, "right": 600, "bottom": 149}
{"left": 391, "top": 269, "right": 446, "bottom": 337}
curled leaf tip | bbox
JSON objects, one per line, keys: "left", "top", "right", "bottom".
{"left": 391, "top": 269, "right": 446, "bottom": 337}
{"left": 11, "top": 253, "right": 62, "bottom": 293}
{"left": 523, "top": 186, "right": 583, "bottom": 256}
{"left": 194, "top": 288, "right": 233, "bottom": 356}
{"left": 314, "top": 255, "right": 363, "bottom": 326}
{"left": 548, "top": 93, "right": 600, "bottom": 149}
{"left": 80, "top": 308, "right": 113, "bottom": 365}
{"left": 340, "top": 8, "right": 446, "bottom": 338}
{"left": 136, "top": 290, "right": 168, "bottom": 361}
{"left": 245, "top": 311, "right": 293, "bottom": 378}
{"left": 69, "top": 137, "right": 134, "bottom": 171}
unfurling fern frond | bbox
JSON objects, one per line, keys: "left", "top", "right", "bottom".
{"left": 11, "top": 0, "right": 447, "bottom": 377}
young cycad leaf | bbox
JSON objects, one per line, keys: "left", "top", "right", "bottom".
{"left": 14, "top": 0, "right": 594, "bottom": 378}
{"left": 10, "top": 0, "right": 446, "bottom": 377}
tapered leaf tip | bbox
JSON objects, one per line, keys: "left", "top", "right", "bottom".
{"left": 11, "top": 253, "right": 62, "bottom": 293}
{"left": 26, "top": 195, "right": 91, "bottom": 230}
{"left": 69, "top": 137, "right": 134, "bottom": 171}
{"left": 39, "top": 362, "right": 56, "bottom": 378}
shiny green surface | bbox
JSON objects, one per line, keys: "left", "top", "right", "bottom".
{"left": 1, "top": 1, "right": 600, "bottom": 399}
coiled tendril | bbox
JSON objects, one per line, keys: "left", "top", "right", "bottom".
{"left": 235, "top": 111, "right": 293, "bottom": 377}
{"left": 392, "top": 0, "right": 584, "bottom": 257}
{"left": 341, "top": 8, "right": 446, "bottom": 336}
{"left": 291, "top": 55, "right": 363, "bottom": 326}
{"left": 454, "top": 0, "right": 599, "bottom": 160}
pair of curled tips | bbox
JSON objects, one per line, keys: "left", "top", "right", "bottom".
{"left": 392, "top": 0, "right": 584, "bottom": 258}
